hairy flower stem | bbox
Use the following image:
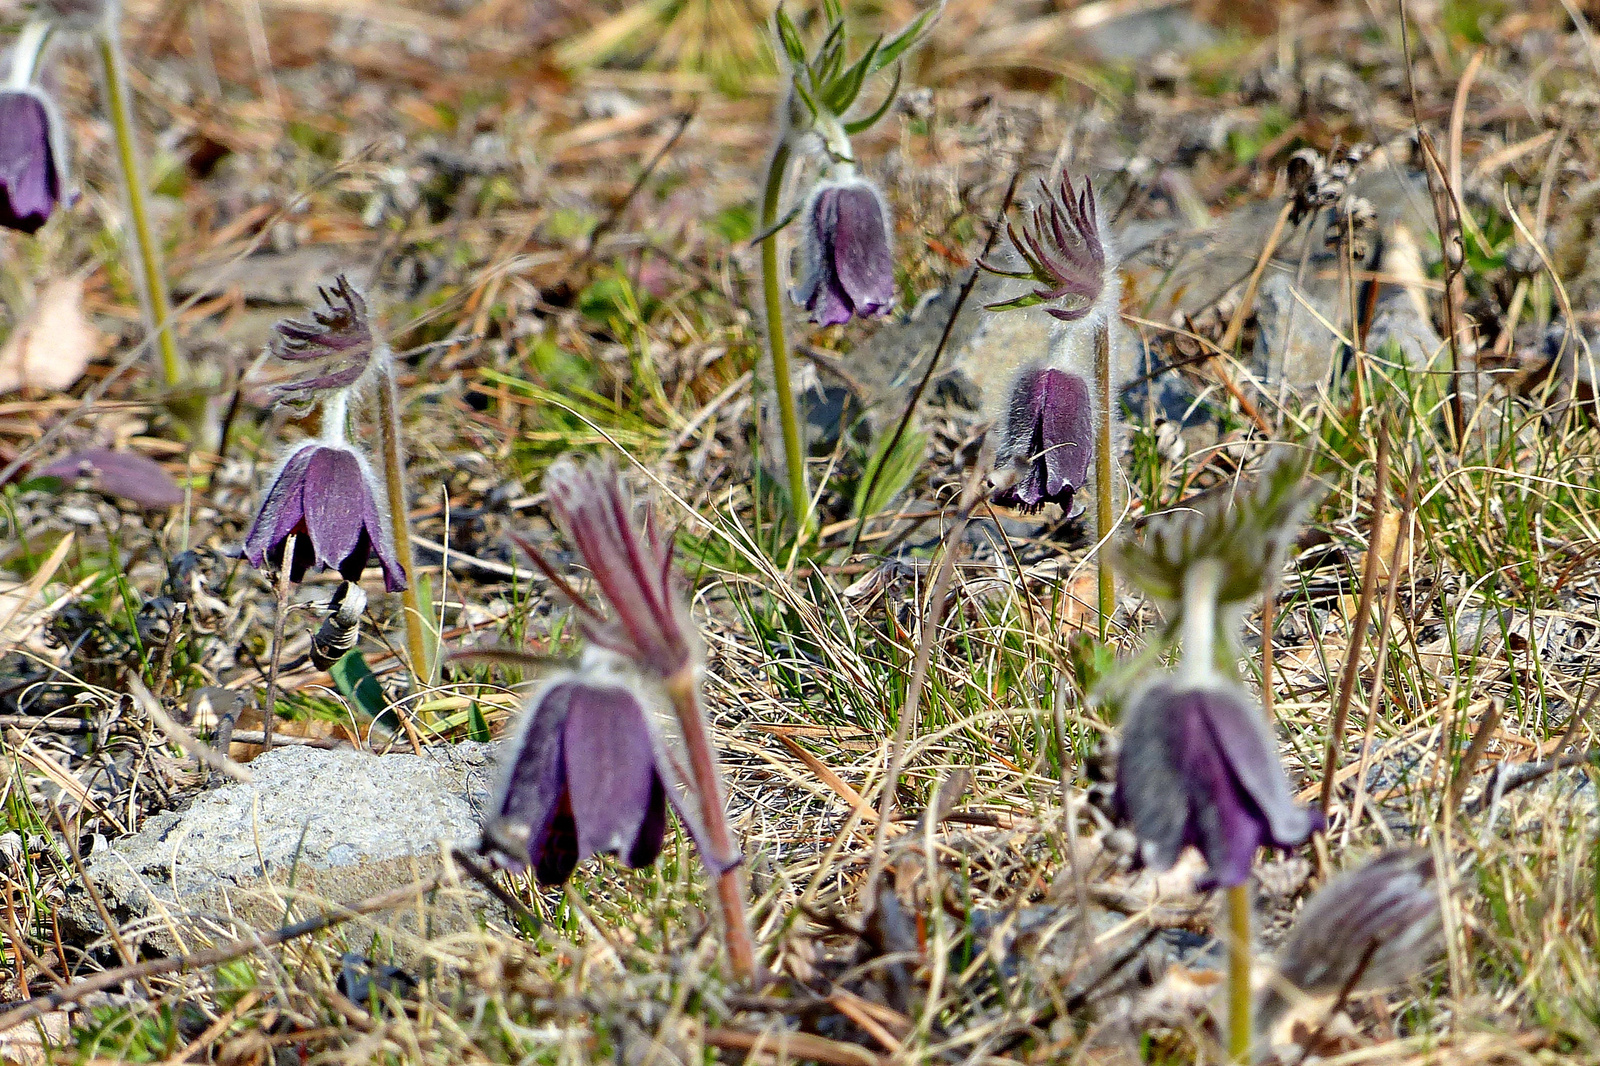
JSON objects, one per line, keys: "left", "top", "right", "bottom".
{"left": 665, "top": 669, "right": 757, "bottom": 983}
{"left": 96, "top": 24, "right": 184, "bottom": 390}
{"left": 374, "top": 355, "right": 431, "bottom": 689}
{"left": 1093, "top": 322, "right": 1115, "bottom": 637}
{"left": 757, "top": 140, "right": 811, "bottom": 540}
{"left": 1227, "top": 884, "right": 1252, "bottom": 1061}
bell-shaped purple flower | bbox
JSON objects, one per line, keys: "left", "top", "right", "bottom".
{"left": 994, "top": 365, "right": 1093, "bottom": 514}
{"left": 1113, "top": 680, "right": 1320, "bottom": 890}
{"left": 794, "top": 177, "right": 895, "bottom": 327}
{"left": 242, "top": 442, "right": 406, "bottom": 591}
{"left": 482, "top": 658, "right": 724, "bottom": 885}
{"left": 0, "top": 88, "right": 66, "bottom": 235}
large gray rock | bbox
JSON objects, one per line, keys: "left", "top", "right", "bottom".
{"left": 81, "top": 743, "right": 499, "bottom": 952}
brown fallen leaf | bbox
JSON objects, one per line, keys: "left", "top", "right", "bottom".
{"left": 0, "top": 276, "right": 100, "bottom": 395}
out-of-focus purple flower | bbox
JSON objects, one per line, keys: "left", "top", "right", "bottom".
{"left": 534, "top": 457, "right": 699, "bottom": 680}
{"left": 0, "top": 88, "right": 66, "bottom": 235}
{"left": 984, "top": 171, "right": 1107, "bottom": 323}
{"left": 270, "top": 276, "right": 376, "bottom": 406}
{"left": 1258, "top": 848, "right": 1442, "bottom": 1036}
{"left": 994, "top": 365, "right": 1092, "bottom": 514}
{"left": 1113, "top": 680, "right": 1320, "bottom": 889}
{"left": 40, "top": 447, "right": 182, "bottom": 509}
{"left": 482, "top": 658, "right": 729, "bottom": 885}
{"left": 242, "top": 442, "right": 406, "bottom": 591}
{"left": 794, "top": 178, "right": 895, "bottom": 327}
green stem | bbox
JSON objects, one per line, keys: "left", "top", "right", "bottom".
{"left": 96, "top": 25, "right": 184, "bottom": 388}
{"left": 1094, "top": 322, "right": 1115, "bottom": 638}
{"left": 375, "top": 353, "right": 432, "bottom": 688}
{"left": 1227, "top": 883, "right": 1253, "bottom": 1061}
{"left": 758, "top": 140, "right": 811, "bottom": 539}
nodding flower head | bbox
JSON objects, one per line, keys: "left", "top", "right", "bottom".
{"left": 242, "top": 441, "right": 406, "bottom": 591}
{"left": 1257, "top": 848, "right": 1442, "bottom": 1038}
{"left": 270, "top": 276, "right": 377, "bottom": 407}
{"left": 1113, "top": 678, "right": 1321, "bottom": 890}
{"left": 993, "top": 365, "right": 1093, "bottom": 515}
{"left": 982, "top": 171, "right": 1116, "bottom": 324}
{"left": 0, "top": 88, "right": 67, "bottom": 235}
{"left": 794, "top": 177, "right": 896, "bottom": 327}
{"left": 481, "top": 651, "right": 728, "bottom": 885}
{"left": 532, "top": 457, "right": 699, "bottom": 680}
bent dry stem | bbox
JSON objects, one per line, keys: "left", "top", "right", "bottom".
{"left": 757, "top": 141, "right": 811, "bottom": 540}
{"left": 97, "top": 25, "right": 184, "bottom": 389}
{"left": 665, "top": 669, "right": 758, "bottom": 983}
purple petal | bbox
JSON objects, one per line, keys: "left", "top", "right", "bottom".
{"left": 301, "top": 447, "right": 368, "bottom": 576}
{"left": 828, "top": 183, "right": 895, "bottom": 318}
{"left": 40, "top": 448, "right": 182, "bottom": 509}
{"left": 352, "top": 453, "right": 407, "bottom": 591}
{"left": 1113, "top": 681, "right": 1192, "bottom": 872}
{"left": 242, "top": 444, "right": 317, "bottom": 569}
{"left": 484, "top": 680, "right": 573, "bottom": 871}
{"left": 562, "top": 683, "right": 662, "bottom": 867}
{"left": 1038, "top": 370, "right": 1093, "bottom": 501}
{"left": 1203, "top": 684, "right": 1321, "bottom": 849}
{"left": 0, "top": 91, "right": 62, "bottom": 235}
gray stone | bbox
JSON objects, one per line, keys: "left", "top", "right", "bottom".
{"left": 176, "top": 246, "right": 375, "bottom": 306}
{"left": 82, "top": 743, "right": 499, "bottom": 952}
{"left": 1251, "top": 268, "right": 1349, "bottom": 395}
{"left": 1364, "top": 291, "right": 1444, "bottom": 373}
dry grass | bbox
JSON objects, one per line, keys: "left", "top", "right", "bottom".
{"left": 2, "top": 0, "right": 1600, "bottom": 1063}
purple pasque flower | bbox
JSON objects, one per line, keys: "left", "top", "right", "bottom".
{"left": 40, "top": 447, "right": 182, "bottom": 509}
{"left": 0, "top": 88, "right": 67, "bottom": 235}
{"left": 1113, "top": 679, "right": 1320, "bottom": 890}
{"left": 270, "top": 276, "right": 377, "bottom": 407}
{"left": 794, "top": 177, "right": 895, "bottom": 327}
{"left": 984, "top": 171, "right": 1108, "bottom": 323}
{"left": 993, "top": 365, "right": 1093, "bottom": 515}
{"left": 242, "top": 441, "right": 406, "bottom": 591}
{"left": 481, "top": 652, "right": 725, "bottom": 885}
{"left": 529, "top": 456, "right": 700, "bottom": 680}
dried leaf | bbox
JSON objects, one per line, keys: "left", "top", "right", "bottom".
{"left": 0, "top": 277, "right": 99, "bottom": 395}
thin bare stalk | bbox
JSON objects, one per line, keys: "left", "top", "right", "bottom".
{"left": 262, "top": 533, "right": 294, "bottom": 752}
{"left": 96, "top": 22, "right": 185, "bottom": 388}
{"left": 757, "top": 140, "right": 810, "bottom": 539}
{"left": 665, "top": 670, "right": 758, "bottom": 983}
{"left": 1093, "top": 322, "right": 1115, "bottom": 637}
{"left": 1319, "top": 427, "right": 1389, "bottom": 816}
{"left": 1227, "top": 883, "right": 1252, "bottom": 1061}
{"left": 374, "top": 353, "right": 432, "bottom": 688}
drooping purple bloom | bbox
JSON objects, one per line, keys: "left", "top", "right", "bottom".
{"left": 242, "top": 442, "right": 406, "bottom": 591}
{"left": 1113, "top": 680, "right": 1320, "bottom": 890}
{"left": 794, "top": 178, "right": 896, "bottom": 327}
{"left": 530, "top": 457, "right": 700, "bottom": 680}
{"left": 993, "top": 365, "right": 1093, "bottom": 515}
{"left": 0, "top": 88, "right": 66, "bottom": 235}
{"left": 40, "top": 448, "right": 182, "bottom": 509}
{"left": 483, "top": 665, "right": 728, "bottom": 885}
{"left": 1258, "top": 848, "right": 1442, "bottom": 1037}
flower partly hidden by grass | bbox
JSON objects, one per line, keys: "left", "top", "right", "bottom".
{"left": 242, "top": 441, "right": 406, "bottom": 591}
{"left": 495, "top": 456, "right": 758, "bottom": 980}
{"left": 1114, "top": 679, "right": 1320, "bottom": 889}
{"left": 1110, "top": 449, "right": 1323, "bottom": 887}
{"left": 481, "top": 649, "right": 720, "bottom": 885}
{"left": 993, "top": 365, "right": 1092, "bottom": 514}
{"left": 1256, "top": 848, "right": 1444, "bottom": 1039}
{"left": 0, "top": 51, "right": 69, "bottom": 234}
{"left": 979, "top": 169, "right": 1122, "bottom": 517}
{"left": 241, "top": 279, "right": 404, "bottom": 592}
{"left": 795, "top": 177, "right": 896, "bottom": 327}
